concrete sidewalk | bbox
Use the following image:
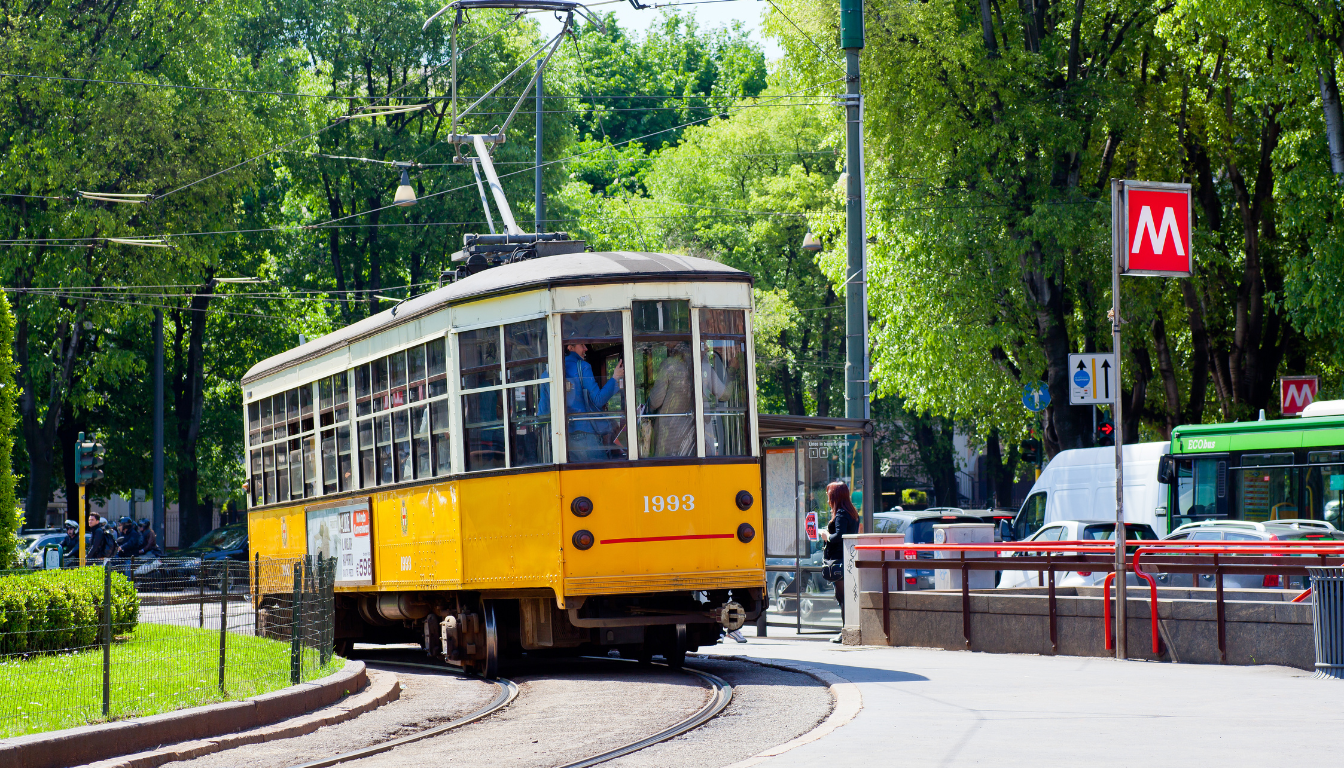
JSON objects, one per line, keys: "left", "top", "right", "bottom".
{"left": 699, "top": 636, "right": 1344, "bottom": 767}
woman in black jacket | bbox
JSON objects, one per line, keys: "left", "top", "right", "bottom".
{"left": 819, "top": 480, "right": 861, "bottom": 627}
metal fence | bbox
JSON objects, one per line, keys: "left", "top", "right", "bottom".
{"left": 0, "top": 555, "right": 337, "bottom": 739}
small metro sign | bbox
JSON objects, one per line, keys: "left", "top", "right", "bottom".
{"left": 1119, "top": 180, "right": 1193, "bottom": 277}
{"left": 1281, "top": 376, "right": 1319, "bottom": 416}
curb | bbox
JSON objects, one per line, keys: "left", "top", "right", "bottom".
{"left": 697, "top": 654, "right": 862, "bottom": 768}
{"left": 84, "top": 669, "right": 401, "bottom": 768}
{"left": 0, "top": 659, "right": 372, "bottom": 768}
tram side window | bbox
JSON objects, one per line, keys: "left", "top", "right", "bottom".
{"left": 354, "top": 340, "right": 453, "bottom": 487}
{"left": 633, "top": 300, "right": 694, "bottom": 458}
{"left": 1305, "top": 452, "right": 1344, "bottom": 527}
{"left": 247, "top": 384, "right": 320, "bottom": 506}
{"left": 506, "top": 318, "right": 552, "bottom": 467}
{"left": 318, "top": 372, "right": 351, "bottom": 495}
{"left": 460, "top": 327, "right": 506, "bottom": 471}
{"left": 699, "top": 309, "right": 750, "bottom": 457}
{"left": 1237, "top": 453, "right": 1297, "bottom": 522}
{"left": 562, "top": 312, "right": 627, "bottom": 463}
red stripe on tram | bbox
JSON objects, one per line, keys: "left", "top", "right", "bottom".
{"left": 600, "top": 533, "right": 736, "bottom": 544}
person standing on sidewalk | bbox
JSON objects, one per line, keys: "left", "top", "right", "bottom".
{"left": 820, "top": 480, "right": 860, "bottom": 641}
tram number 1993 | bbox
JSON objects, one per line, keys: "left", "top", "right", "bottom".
{"left": 644, "top": 494, "right": 695, "bottom": 513}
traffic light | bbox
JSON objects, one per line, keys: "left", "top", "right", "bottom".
{"left": 1096, "top": 420, "right": 1115, "bottom": 447}
{"left": 75, "top": 431, "right": 105, "bottom": 484}
{"left": 1020, "top": 439, "right": 1042, "bottom": 465}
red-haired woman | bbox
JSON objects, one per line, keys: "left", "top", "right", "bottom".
{"left": 819, "top": 480, "right": 861, "bottom": 636}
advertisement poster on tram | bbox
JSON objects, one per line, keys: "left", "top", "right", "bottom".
{"left": 307, "top": 498, "right": 374, "bottom": 586}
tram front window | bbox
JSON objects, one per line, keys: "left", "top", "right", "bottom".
{"left": 699, "top": 308, "right": 749, "bottom": 456}
{"left": 459, "top": 326, "right": 506, "bottom": 471}
{"left": 506, "top": 318, "right": 552, "bottom": 467}
{"left": 1305, "top": 452, "right": 1344, "bottom": 526}
{"left": 633, "top": 300, "right": 694, "bottom": 458}
{"left": 562, "top": 311, "right": 627, "bottom": 462}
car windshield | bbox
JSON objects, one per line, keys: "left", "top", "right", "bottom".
{"left": 187, "top": 525, "right": 246, "bottom": 552}
{"left": 1082, "top": 524, "right": 1158, "bottom": 541}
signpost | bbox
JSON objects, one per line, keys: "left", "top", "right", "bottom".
{"left": 1068, "top": 354, "right": 1116, "bottom": 404}
{"left": 1110, "top": 179, "right": 1193, "bottom": 660}
{"left": 1281, "top": 376, "right": 1319, "bottom": 416}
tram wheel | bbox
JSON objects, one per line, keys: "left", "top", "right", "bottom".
{"left": 480, "top": 601, "right": 500, "bottom": 679}
{"left": 664, "top": 624, "right": 688, "bottom": 670}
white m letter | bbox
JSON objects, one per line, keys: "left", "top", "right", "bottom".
{"left": 1131, "top": 206, "right": 1186, "bottom": 256}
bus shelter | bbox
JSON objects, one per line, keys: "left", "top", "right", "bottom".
{"left": 757, "top": 414, "right": 875, "bottom": 633}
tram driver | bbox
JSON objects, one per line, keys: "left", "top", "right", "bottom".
{"left": 564, "top": 342, "right": 625, "bottom": 461}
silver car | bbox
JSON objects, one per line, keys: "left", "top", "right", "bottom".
{"left": 1152, "top": 520, "right": 1343, "bottom": 590}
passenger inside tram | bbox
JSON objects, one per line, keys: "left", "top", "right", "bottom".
{"left": 563, "top": 311, "right": 627, "bottom": 462}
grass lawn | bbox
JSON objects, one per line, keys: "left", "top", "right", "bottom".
{"left": 0, "top": 623, "right": 342, "bottom": 738}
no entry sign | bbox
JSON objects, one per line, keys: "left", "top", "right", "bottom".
{"left": 1119, "top": 181, "right": 1193, "bottom": 277}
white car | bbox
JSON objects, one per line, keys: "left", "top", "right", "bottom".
{"left": 997, "top": 519, "right": 1159, "bottom": 589}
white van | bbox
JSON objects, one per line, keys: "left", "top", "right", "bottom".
{"left": 1011, "top": 441, "right": 1169, "bottom": 540}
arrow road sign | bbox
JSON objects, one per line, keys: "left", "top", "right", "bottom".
{"left": 1069, "top": 353, "right": 1115, "bottom": 404}
{"left": 1022, "top": 381, "right": 1050, "bottom": 412}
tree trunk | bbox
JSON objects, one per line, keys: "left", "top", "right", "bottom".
{"left": 1319, "top": 64, "right": 1344, "bottom": 176}
{"left": 985, "top": 429, "right": 1003, "bottom": 508}
{"left": 1151, "top": 312, "right": 1181, "bottom": 439}
{"left": 16, "top": 305, "right": 84, "bottom": 528}
{"left": 173, "top": 280, "right": 215, "bottom": 545}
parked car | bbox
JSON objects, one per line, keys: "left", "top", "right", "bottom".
{"left": 17, "top": 531, "right": 66, "bottom": 567}
{"left": 873, "top": 510, "right": 992, "bottom": 590}
{"left": 132, "top": 522, "right": 249, "bottom": 586}
{"left": 1150, "top": 520, "right": 1343, "bottom": 590}
{"left": 997, "top": 520, "right": 1159, "bottom": 589}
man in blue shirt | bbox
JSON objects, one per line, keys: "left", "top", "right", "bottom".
{"left": 564, "top": 343, "right": 624, "bottom": 461}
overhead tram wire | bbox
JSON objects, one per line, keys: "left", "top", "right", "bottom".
{"left": 763, "top": 0, "right": 845, "bottom": 74}
{"left": 322, "top": 77, "right": 848, "bottom": 229}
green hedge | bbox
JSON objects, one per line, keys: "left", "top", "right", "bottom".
{"left": 0, "top": 567, "right": 139, "bottom": 654}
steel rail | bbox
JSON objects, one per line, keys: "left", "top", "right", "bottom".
{"left": 288, "top": 660, "right": 519, "bottom": 768}
{"left": 556, "top": 661, "right": 733, "bottom": 768}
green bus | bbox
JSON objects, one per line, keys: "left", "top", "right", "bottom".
{"left": 1167, "top": 406, "right": 1344, "bottom": 532}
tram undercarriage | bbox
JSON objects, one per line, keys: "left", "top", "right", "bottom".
{"left": 328, "top": 588, "right": 762, "bottom": 676}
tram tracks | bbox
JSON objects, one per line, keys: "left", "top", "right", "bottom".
{"left": 293, "top": 656, "right": 731, "bottom": 768}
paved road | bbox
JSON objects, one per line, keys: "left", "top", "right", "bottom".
{"left": 699, "top": 635, "right": 1344, "bottom": 767}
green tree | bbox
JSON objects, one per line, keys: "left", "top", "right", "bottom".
{"left": 0, "top": 293, "right": 17, "bottom": 556}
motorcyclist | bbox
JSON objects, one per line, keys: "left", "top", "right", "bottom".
{"left": 115, "top": 516, "right": 143, "bottom": 559}
{"left": 59, "top": 520, "right": 80, "bottom": 560}
{"left": 134, "top": 519, "right": 161, "bottom": 557}
{"left": 86, "top": 514, "right": 118, "bottom": 559}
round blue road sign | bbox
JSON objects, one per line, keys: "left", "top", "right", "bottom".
{"left": 1022, "top": 381, "right": 1050, "bottom": 412}
{"left": 1073, "top": 369, "right": 1090, "bottom": 388}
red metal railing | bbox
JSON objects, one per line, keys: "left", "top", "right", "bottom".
{"left": 854, "top": 539, "right": 1344, "bottom": 660}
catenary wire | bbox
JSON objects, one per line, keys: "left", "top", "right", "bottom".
{"left": 764, "top": 0, "right": 845, "bottom": 72}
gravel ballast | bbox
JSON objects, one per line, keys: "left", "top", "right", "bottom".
{"left": 345, "top": 662, "right": 709, "bottom": 768}
{"left": 161, "top": 662, "right": 497, "bottom": 768}
{"left": 602, "top": 654, "right": 833, "bottom": 768}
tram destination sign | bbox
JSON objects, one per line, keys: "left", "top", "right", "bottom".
{"left": 1118, "top": 180, "right": 1193, "bottom": 277}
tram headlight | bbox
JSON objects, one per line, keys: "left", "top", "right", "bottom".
{"left": 571, "top": 496, "right": 594, "bottom": 517}
{"left": 572, "top": 530, "right": 595, "bottom": 550}
{"left": 735, "top": 490, "right": 754, "bottom": 511}
{"left": 736, "top": 523, "right": 755, "bottom": 543}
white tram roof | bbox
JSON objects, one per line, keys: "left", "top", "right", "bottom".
{"left": 243, "top": 250, "right": 748, "bottom": 384}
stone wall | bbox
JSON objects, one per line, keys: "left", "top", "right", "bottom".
{"left": 854, "top": 587, "right": 1315, "bottom": 669}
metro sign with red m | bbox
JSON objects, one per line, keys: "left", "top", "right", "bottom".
{"left": 1281, "top": 376, "right": 1319, "bottom": 416}
{"left": 1121, "top": 182, "right": 1193, "bottom": 277}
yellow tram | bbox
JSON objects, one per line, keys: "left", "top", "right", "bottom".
{"left": 242, "top": 249, "right": 765, "bottom": 674}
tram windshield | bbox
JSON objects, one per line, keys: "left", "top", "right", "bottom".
{"left": 562, "top": 311, "right": 627, "bottom": 462}
{"left": 633, "top": 300, "right": 695, "bottom": 458}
